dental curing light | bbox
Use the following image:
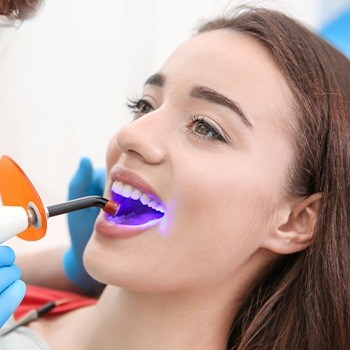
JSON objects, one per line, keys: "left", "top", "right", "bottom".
{"left": 0, "top": 155, "right": 119, "bottom": 244}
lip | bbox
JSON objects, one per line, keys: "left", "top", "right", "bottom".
{"left": 94, "top": 166, "right": 164, "bottom": 239}
{"left": 110, "top": 166, "right": 163, "bottom": 204}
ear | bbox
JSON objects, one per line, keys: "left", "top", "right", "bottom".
{"left": 263, "top": 193, "right": 322, "bottom": 255}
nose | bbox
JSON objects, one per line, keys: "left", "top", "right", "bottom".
{"left": 116, "top": 114, "right": 166, "bottom": 164}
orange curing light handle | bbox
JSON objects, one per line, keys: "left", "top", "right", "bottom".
{"left": 0, "top": 155, "right": 47, "bottom": 241}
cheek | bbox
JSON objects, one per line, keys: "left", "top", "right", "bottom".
{"left": 161, "top": 164, "right": 272, "bottom": 268}
{"left": 172, "top": 160, "right": 271, "bottom": 233}
{"left": 174, "top": 183, "right": 269, "bottom": 246}
{"left": 106, "top": 134, "right": 122, "bottom": 171}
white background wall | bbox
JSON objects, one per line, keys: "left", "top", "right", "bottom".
{"left": 1, "top": 0, "right": 348, "bottom": 252}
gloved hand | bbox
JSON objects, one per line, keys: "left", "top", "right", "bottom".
{"left": 0, "top": 246, "right": 26, "bottom": 328}
{"left": 63, "top": 157, "right": 106, "bottom": 294}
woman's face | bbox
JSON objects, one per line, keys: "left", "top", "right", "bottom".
{"left": 84, "top": 29, "right": 295, "bottom": 294}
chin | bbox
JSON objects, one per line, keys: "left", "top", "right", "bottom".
{"left": 83, "top": 234, "right": 192, "bottom": 294}
{"left": 83, "top": 234, "right": 159, "bottom": 293}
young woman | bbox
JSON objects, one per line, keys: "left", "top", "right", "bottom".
{"left": 2, "top": 6, "right": 350, "bottom": 349}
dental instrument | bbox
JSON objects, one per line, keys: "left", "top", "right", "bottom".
{"left": 0, "top": 155, "right": 119, "bottom": 244}
{"left": 0, "top": 298, "right": 70, "bottom": 337}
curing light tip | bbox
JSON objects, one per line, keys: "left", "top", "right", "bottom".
{"left": 103, "top": 200, "right": 120, "bottom": 216}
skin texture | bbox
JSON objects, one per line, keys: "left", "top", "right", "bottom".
{"left": 28, "top": 29, "right": 320, "bottom": 350}
{"left": 84, "top": 29, "right": 295, "bottom": 293}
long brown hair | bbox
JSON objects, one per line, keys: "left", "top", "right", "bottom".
{"left": 198, "top": 7, "right": 350, "bottom": 350}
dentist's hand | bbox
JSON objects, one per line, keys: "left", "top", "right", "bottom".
{"left": 0, "top": 246, "right": 26, "bottom": 328}
{"left": 63, "top": 158, "right": 106, "bottom": 294}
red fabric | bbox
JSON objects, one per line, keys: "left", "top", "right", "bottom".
{"left": 14, "top": 285, "right": 97, "bottom": 320}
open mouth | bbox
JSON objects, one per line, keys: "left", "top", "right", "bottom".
{"left": 106, "top": 181, "right": 165, "bottom": 226}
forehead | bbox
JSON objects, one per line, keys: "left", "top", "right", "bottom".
{"left": 160, "top": 29, "right": 294, "bottom": 133}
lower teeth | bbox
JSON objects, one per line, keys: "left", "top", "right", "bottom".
{"left": 106, "top": 211, "right": 164, "bottom": 226}
{"left": 115, "top": 213, "right": 135, "bottom": 220}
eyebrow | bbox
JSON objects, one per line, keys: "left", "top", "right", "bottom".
{"left": 144, "top": 72, "right": 253, "bottom": 129}
{"left": 144, "top": 73, "right": 165, "bottom": 87}
{"left": 190, "top": 86, "right": 253, "bottom": 129}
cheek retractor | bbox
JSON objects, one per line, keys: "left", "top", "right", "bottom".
{"left": 0, "top": 155, "right": 119, "bottom": 244}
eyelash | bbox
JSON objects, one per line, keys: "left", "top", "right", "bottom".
{"left": 127, "top": 97, "right": 154, "bottom": 117}
{"left": 187, "top": 115, "right": 226, "bottom": 143}
{"left": 126, "top": 96, "right": 227, "bottom": 143}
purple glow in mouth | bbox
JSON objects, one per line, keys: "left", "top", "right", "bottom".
{"left": 106, "top": 193, "right": 164, "bottom": 226}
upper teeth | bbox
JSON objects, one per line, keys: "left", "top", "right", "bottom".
{"left": 111, "top": 181, "right": 165, "bottom": 213}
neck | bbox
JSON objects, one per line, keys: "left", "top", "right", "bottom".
{"left": 34, "top": 250, "right": 274, "bottom": 350}
{"left": 61, "top": 250, "right": 274, "bottom": 350}
{"left": 80, "top": 284, "right": 241, "bottom": 350}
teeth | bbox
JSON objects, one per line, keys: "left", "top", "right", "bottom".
{"left": 130, "top": 189, "right": 142, "bottom": 200}
{"left": 140, "top": 194, "right": 151, "bottom": 205}
{"left": 111, "top": 181, "right": 165, "bottom": 213}
{"left": 148, "top": 200, "right": 158, "bottom": 209}
{"left": 156, "top": 204, "right": 165, "bottom": 212}
{"left": 112, "top": 182, "right": 123, "bottom": 194}
{"left": 121, "top": 184, "right": 133, "bottom": 198}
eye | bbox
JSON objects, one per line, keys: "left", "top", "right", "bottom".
{"left": 188, "top": 115, "right": 227, "bottom": 143}
{"left": 127, "top": 97, "right": 154, "bottom": 119}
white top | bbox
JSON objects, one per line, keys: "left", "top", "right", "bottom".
{"left": 0, "top": 316, "right": 50, "bottom": 350}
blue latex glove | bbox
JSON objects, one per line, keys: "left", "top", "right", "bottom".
{"left": 63, "top": 158, "right": 106, "bottom": 294}
{"left": 0, "top": 246, "right": 26, "bottom": 328}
